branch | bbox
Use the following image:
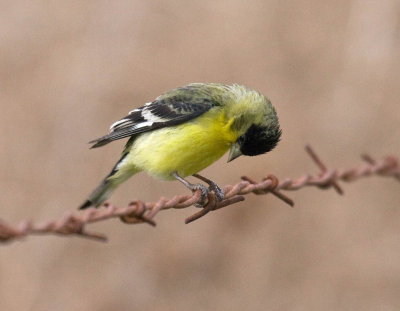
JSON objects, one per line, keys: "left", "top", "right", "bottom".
{"left": 1, "top": 145, "right": 399, "bottom": 244}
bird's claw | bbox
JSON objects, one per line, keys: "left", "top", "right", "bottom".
{"left": 207, "top": 181, "right": 224, "bottom": 202}
{"left": 192, "top": 183, "right": 224, "bottom": 208}
{"left": 192, "top": 184, "right": 210, "bottom": 207}
{"left": 172, "top": 172, "right": 224, "bottom": 208}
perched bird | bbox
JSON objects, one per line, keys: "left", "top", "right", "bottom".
{"left": 79, "top": 83, "right": 281, "bottom": 209}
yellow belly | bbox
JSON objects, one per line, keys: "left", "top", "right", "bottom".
{"left": 126, "top": 110, "right": 237, "bottom": 180}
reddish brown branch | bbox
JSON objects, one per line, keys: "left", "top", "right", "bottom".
{"left": 1, "top": 146, "right": 399, "bottom": 244}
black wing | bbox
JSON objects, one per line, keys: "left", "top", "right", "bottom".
{"left": 89, "top": 86, "right": 220, "bottom": 148}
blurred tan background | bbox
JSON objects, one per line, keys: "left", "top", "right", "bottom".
{"left": 1, "top": 1, "right": 400, "bottom": 310}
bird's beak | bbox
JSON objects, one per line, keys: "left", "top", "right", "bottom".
{"left": 228, "top": 142, "right": 242, "bottom": 162}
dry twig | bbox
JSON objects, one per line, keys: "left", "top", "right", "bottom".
{"left": 1, "top": 145, "right": 399, "bottom": 244}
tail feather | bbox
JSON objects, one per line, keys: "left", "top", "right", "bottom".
{"left": 89, "top": 131, "right": 135, "bottom": 148}
{"left": 79, "top": 200, "right": 93, "bottom": 210}
{"left": 81, "top": 136, "right": 137, "bottom": 209}
{"left": 79, "top": 151, "right": 138, "bottom": 209}
{"left": 79, "top": 179, "right": 119, "bottom": 209}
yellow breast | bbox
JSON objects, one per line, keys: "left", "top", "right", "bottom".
{"left": 126, "top": 109, "right": 238, "bottom": 180}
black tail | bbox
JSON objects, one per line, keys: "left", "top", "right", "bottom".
{"left": 79, "top": 178, "right": 119, "bottom": 209}
{"left": 81, "top": 137, "right": 137, "bottom": 209}
{"left": 79, "top": 200, "right": 93, "bottom": 210}
{"left": 89, "top": 131, "right": 135, "bottom": 148}
{"left": 79, "top": 157, "right": 138, "bottom": 210}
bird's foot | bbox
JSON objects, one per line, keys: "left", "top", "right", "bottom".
{"left": 193, "top": 173, "right": 224, "bottom": 202}
{"left": 173, "top": 172, "right": 224, "bottom": 207}
{"left": 205, "top": 180, "right": 224, "bottom": 202}
{"left": 190, "top": 183, "right": 211, "bottom": 207}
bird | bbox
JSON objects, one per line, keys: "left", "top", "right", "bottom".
{"left": 79, "top": 83, "right": 281, "bottom": 209}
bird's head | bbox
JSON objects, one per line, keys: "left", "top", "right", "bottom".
{"left": 227, "top": 90, "right": 281, "bottom": 162}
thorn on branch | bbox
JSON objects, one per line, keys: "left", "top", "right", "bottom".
{"left": 305, "top": 144, "right": 344, "bottom": 195}
{"left": 185, "top": 191, "right": 218, "bottom": 224}
{"left": 119, "top": 201, "right": 157, "bottom": 226}
{"left": 241, "top": 175, "right": 294, "bottom": 207}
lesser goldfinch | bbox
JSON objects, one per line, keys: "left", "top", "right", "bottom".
{"left": 79, "top": 83, "right": 281, "bottom": 209}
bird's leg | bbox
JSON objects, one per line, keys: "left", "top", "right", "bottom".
{"left": 193, "top": 173, "right": 224, "bottom": 201}
{"left": 172, "top": 172, "right": 209, "bottom": 206}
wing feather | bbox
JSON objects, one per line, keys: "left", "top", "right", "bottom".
{"left": 89, "top": 86, "right": 220, "bottom": 148}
